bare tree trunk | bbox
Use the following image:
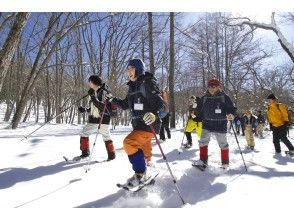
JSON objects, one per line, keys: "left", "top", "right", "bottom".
{"left": 3, "top": 62, "right": 14, "bottom": 122}
{"left": 11, "top": 13, "right": 88, "bottom": 129}
{"left": 148, "top": 12, "right": 155, "bottom": 73}
{"left": 45, "top": 67, "right": 51, "bottom": 122}
{"left": 22, "top": 99, "right": 33, "bottom": 122}
{"left": 55, "top": 49, "right": 61, "bottom": 124}
{"left": 0, "top": 12, "right": 30, "bottom": 93}
{"left": 4, "top": 100, "right": 14, "bottom": 122}
{"left": 169, "top": 12, "right": 176, "bottom": 128}
{"left": 35, "top": 95, "right": 41, "bottom": 123}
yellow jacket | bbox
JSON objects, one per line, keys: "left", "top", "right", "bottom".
{"left": 267, "top": 102, "right": 289, "bottom": 127}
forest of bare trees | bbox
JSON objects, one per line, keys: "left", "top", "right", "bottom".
{"left": 0, "top": 12, "right": 293, "bottom": 129}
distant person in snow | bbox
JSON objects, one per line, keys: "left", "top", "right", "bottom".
{"left": 77, "top": 75, "right": 116, "bottom": 161}
{"left": 106, "top": 58, "right": 164, "bottom": 187}
{"left": 193, "top": 78, "right": 236, "bottom": 169}
{"left": 183, "top": 95, "right": 202, "bottom": 148}
{"left": 256, "top": 110, "right": 266, "bottom": 138}
{"left": 267, "top": 94, "right": 294, "bottom": 155}
{"left": 233, "top": 113, "right": 242, "bottom": 135}
{"left": 159, "top": 87, "right": 171, "bottom": 142}
{"left": 243, "top": 110, "right": 256, "bottom": 151}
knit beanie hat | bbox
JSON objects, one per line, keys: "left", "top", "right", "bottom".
{"left": 208, "top": 78, "right": 221, "bottom": 87}
{"left": 128, "top": 59, "right": 145, "bottom": 76}
{"left": 267, "top": 94, "right": 276, "bottom": 100}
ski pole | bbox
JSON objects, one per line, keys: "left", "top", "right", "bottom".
{"left": 178, "top": 120, "right": 189, "bottom": 154}
{"left": 84, "top": 100, "right": 108, "bottom": 173}
{"left": 150, "top": 125, "right": 186, "bottom": 205}
{"left": 231, "top": 121, "right": 248, "bottom": 172}
{"left": 21, "top": 94, "right": 88, "bottom": 141}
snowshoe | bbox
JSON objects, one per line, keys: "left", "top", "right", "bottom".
{"left": 182, "top": 142, "right": 192, "bottom": 149}
{"left": 117, "top": 172, "right": 159, "bottom": 192}
{"left": 192, "top": 160, "right": 207, "bottom": 171}
{"left": 285, "top": 151, "right": 294, "bottom": 156}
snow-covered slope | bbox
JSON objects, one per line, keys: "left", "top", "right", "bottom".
{"left": 0, "top": 122, "right": 294, "bottom": 212}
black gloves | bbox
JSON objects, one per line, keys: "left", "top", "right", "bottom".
{"left": 78, "top": 106, "right": 86, "bottom": 113}
{"left": 269, "top": 123, "right": 273, "bottom": 131}
{"left": 284, "top": 121, "right": 289, "bottom": 129}
{"left": 88, "top": 88, "right": 95, "bottom": 96}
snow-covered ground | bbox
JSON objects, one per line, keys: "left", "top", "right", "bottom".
{"left": 1, "top": 121, "right": 294, "bottom": 214}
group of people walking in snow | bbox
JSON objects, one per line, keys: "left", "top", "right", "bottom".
{"left": 77, "top": 58, "right": 294, "bottom": 187}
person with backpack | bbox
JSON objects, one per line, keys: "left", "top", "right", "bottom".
{"left": 106, "top": 58, "right": 164, "bottom": 186}
{"left": 77, "top": 75, "right": 116, "bottom": 161}
{"left": 193, "top": 78, "right": 236, "bottom": 169}
{"left": 244, "top": 110, "right": 257, "bottom": 150}
{"left": 267, "top": 94, "right": 294, "bottom": 155}
{"left": 183, "top": 95, "right": 202, "bottom": 148}
{"left": 256, "top": 110, "right": 266, "bottom": 138}
{"left": 159, "top": 87, "right": 171, "bottom": 142}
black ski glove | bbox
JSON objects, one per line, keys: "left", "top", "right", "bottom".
{"left": 78, "top": 106, "right": 86, "bottom": 113}
{"left": 269, "top": 123, "right": 273, "bottom": 131}
{"left": 284, "top": 121, "right": 289, "bottom": 129}
{"left": 88, "top": 88, "right": 95, "bottom": 97}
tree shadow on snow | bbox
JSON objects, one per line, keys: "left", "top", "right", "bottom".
{"left": 76, "top": 186, "right": 160, "bottom": 208}
{"left": 272, "top": 154, "right": 294, "bottom": 165}
{"left": 76, "top": 167, "right": 228, "bottom": 208}
{"left": 0, "top": 161, "right": 97, "bottom": 190}
{"left": 29, "top": 138, "right": 44, "bottom": 146}
{"left": 154, "top": 148, "right": 197, "bottom": 163}
{"left": 244, "top": 161, "right": 294, "bottom": 178}
{"left": 76, "top": 190, "right": 126, "bottom": 208}
{"left": 17, "top": 152, "right": 32, "bottom": 158}
{"left": 15, "top": 178, "right": 82, "bottom": 208}
{"left": 155, "top": 167, "right": 227, "bottom": 207}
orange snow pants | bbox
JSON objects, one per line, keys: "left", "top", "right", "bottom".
{"left": 123, "top": 130, "right": 154, "bottom": 162}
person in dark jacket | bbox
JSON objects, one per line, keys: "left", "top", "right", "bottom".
{"left": 256, "top": 110, "right": 266, "bottom": 138}
{"left": 107, "top": 58, "right": 164, "bottom": 186}
{"left": 78, "top": 75, "right": 116, "bottom": 161}
{"left": 193, "top": 78, "right": 236, "bottom": 169}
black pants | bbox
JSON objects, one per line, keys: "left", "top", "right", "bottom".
{"left": 272, "top": 125, "right": 294, "bottom": 153}
{"left": 159, "top": 114, "right": 171, "bottom": 140}
{"left": 185, "top": 132, "right": 192, "bottom": 145}
{"left": 235, "top": 124, "right": 241, "bottom": 134}
{"left": 241, "top": 124, "right": 245, "bottom": 136}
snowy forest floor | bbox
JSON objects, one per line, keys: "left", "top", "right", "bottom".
{"left": 0, "top": 122, "right": 294, "bottom": 211}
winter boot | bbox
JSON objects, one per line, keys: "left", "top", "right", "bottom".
{"left": 193, "top": 145, "right": 208, "bottom": 169}
{"left": 80, "top": 137, "right": 90, "bottom": 158}
{"left": 221, "top": 148, "right": 229, "bottom": 168}
{"left": 126, "top": 172, "right": 147, "bottom": 187}
{"left": 183, "top": 142, "right": 192, "bottom": 149}
{"left": 192, "top": 159, "right": 208, "bottom": 169}
{"left": 105, "top": 140, "right": 116, "bottom": 161}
